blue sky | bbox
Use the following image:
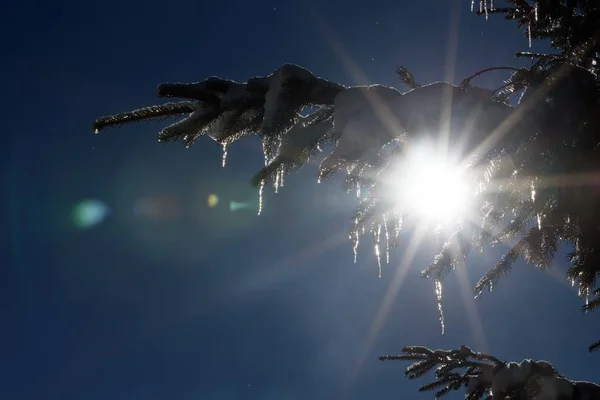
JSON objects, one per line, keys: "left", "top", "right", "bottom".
{"left": 2, "top": 0, "right": 599, "bottom": 399}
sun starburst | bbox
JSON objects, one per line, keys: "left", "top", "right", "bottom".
{"left": 379, "top": 140, "right": 475, "bottom": 225}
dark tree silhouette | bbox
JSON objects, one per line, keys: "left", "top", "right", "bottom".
{"left": 94, "top": 0, "right": 599, "bottom": 398}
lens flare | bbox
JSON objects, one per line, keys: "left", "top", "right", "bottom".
{"left": 207, "top": 193, "right": 219, "bottom": 208}
{"left": 229, "top": 200, "right": 250, "bottom": 212}
{"left": 133, "top": 196, "right": 179, "bottom": 220}
{"left": 72, "top": 199, "right": 110, "bottom": 228}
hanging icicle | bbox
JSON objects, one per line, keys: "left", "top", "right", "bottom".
{"left": 279, "top": 168, "right": 284, "bottom": 188}
{"left": 274, "top": 168, "right": 281, "bottom": 194}
{"left": 221, "top": 143, "right": 228, "bottom": 168}
{"left": 375, "top": 243, "right": 382, "bottom": 278}
{"left": 383, "top": 214, "right": 390, "bottom": 264}
{"left": 352, "top": 221, "right": 360, "bottom": 264}
{"left": 435, "top": 279, "right": 445, "bottom": 334}
{"left": 257, "top": 180, "right": 265, "bottom": 216}
{"left": 374, "top": 225, "right": 382, "bottom": 278}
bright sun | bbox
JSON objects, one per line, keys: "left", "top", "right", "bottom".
{"left": 382, "top": 141, "right": 473, "bottom": 223}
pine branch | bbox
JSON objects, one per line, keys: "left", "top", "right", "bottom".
{"left": 474, "top": 248, "right": 519, "bottom": 297}
{"left": 93, "top": 101, "right": 198, "bottom": 132}
{"left": 382, "top": 345, "right": 600, "bottom": 398}
{"left": 461, "top": 66, "right": 522, "bottom": 88}
{"left": 395, "top": 66, "right": 420, "bottom": 89}
{"left": 421, "top": 230, "right": 471, "bottom": 280}
{"left": 582, "top": 289, "right": 600, "bottom": 313}
{"left": 379, "top": 346, "right": 503, "bottom": 399}
{"left": 94, "top": 54, "right": 600, "bottom": 356}
{"left": 406, "top": 360, "right": 438, "bottom": 379}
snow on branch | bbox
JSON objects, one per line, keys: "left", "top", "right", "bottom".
{"left": 93, "top": 62, "right": 600, "bottom": 351}
{"left": 380, "top": 345, "right": 600, "bottom": 399}
{"left": 93, "top": 64, "right": 344, "bottom": 153}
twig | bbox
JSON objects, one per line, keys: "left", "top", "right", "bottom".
{"left": 462, "top": 67, "right": 522, "bottom": 87}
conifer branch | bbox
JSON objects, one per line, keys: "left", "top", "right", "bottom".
{"left": 461, "top": 66, "right": 522, "bottom": 88}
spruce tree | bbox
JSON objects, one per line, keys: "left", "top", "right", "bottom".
{"left": 94, "top": 0, "right": 599, "bottom": 398}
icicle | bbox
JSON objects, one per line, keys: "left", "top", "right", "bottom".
{"left": 375, "top": 243, "right": 382, "bottom": 278}
{"left": 534, "top": 2, "right": 538, "bottom": 21}
{"left": 571, "top": 278, "right": 575, "bottom": 287}
{"left": 483, "top": 0, "right": 488, "bottom": 19}
{"left": 374, "top": 226, "right": 382, "bottom": 277}
{"left": 490, "top": 0, "right": 494, "bottom": 10}
{"left": 356, "top": 183, "right": 361, "bottom": 198}
{"left": 531, "top": 182, "right": 536, "bottom": 202}
{"left": 528, "top": 23, "right": 532, "bottom": 47}
{"left": 471, "top": 0, "right": 474, "bottom": 11}
{"left": 257, "top": 180, "right": 264, "bottom": 216}
{"left": 262, "top": 141, "right": 270, "bottom": 167}
{"left": 394, "top": 207, "right": 402, "bottom": 240}
{"left": 279, "top": 169, "right": 284, "bottom": 188}
{"left": 274, "top": 169, "right": 280, "bottom": 194}
{"left": 537, "top": 213, "right": 542, "bottom": 230}
{"left": 221, "top": 143, "right": 228, "bottom": 168}
{"left": 383, "top": 214, "right": 390, "bottom": 264}
{"left": 352, "top": 222, "right": 359, "bottom": 264}
{"left": 435, "top": 279, "right": 445, "bottom": 334}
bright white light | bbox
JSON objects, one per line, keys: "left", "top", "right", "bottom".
{"left": 383, "top": 142, "right": 472, "bottom": 223}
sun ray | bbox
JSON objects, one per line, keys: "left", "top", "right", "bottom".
{"left": 452, "top": 247, "right": 489, "bottom": 351}
{"left": 344, "top": 224, "right": 429, "bottom": 397}
{"left": 232, "top": 227, "right": 350, "bottom": 295}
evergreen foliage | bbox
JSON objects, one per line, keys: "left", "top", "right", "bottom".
{"left": 93, "top": 0, "right": 600, "bottom": 397}
{"left": 380, "top": 345, "right": 600, "bottom": 398}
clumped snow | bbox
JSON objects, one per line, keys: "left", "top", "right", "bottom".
{"left": 320, "top": 81, "right": 513, "bottom": 184}
{"left": 332, "top": 85, "right": 401, "bottom": 135}
{"left": 466, "top": 358, "right": 600, "bottom": 399}
{"left": 261, "top": 64, "right": 314, "bottom": 135}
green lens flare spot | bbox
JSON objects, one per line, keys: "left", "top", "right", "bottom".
{"left": 72, "top": 199, "right": 110, "bottom": 228}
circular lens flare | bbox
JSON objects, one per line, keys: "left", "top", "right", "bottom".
{"left": 72, "top": 199, "right": 110, "bottom": 228}
{"left": 207, "top": 193, "right": 219, "bottom": 208}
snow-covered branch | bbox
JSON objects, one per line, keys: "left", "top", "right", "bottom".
{"left": 93, "top": 61, "right": 600, "bottom": 352}
{"left": 380, "top": 345, "right": 600, "bottom": 399}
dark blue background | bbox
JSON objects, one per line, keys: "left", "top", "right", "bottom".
{"left": 2, "top": 0, "right": 598, "bottom": 399}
